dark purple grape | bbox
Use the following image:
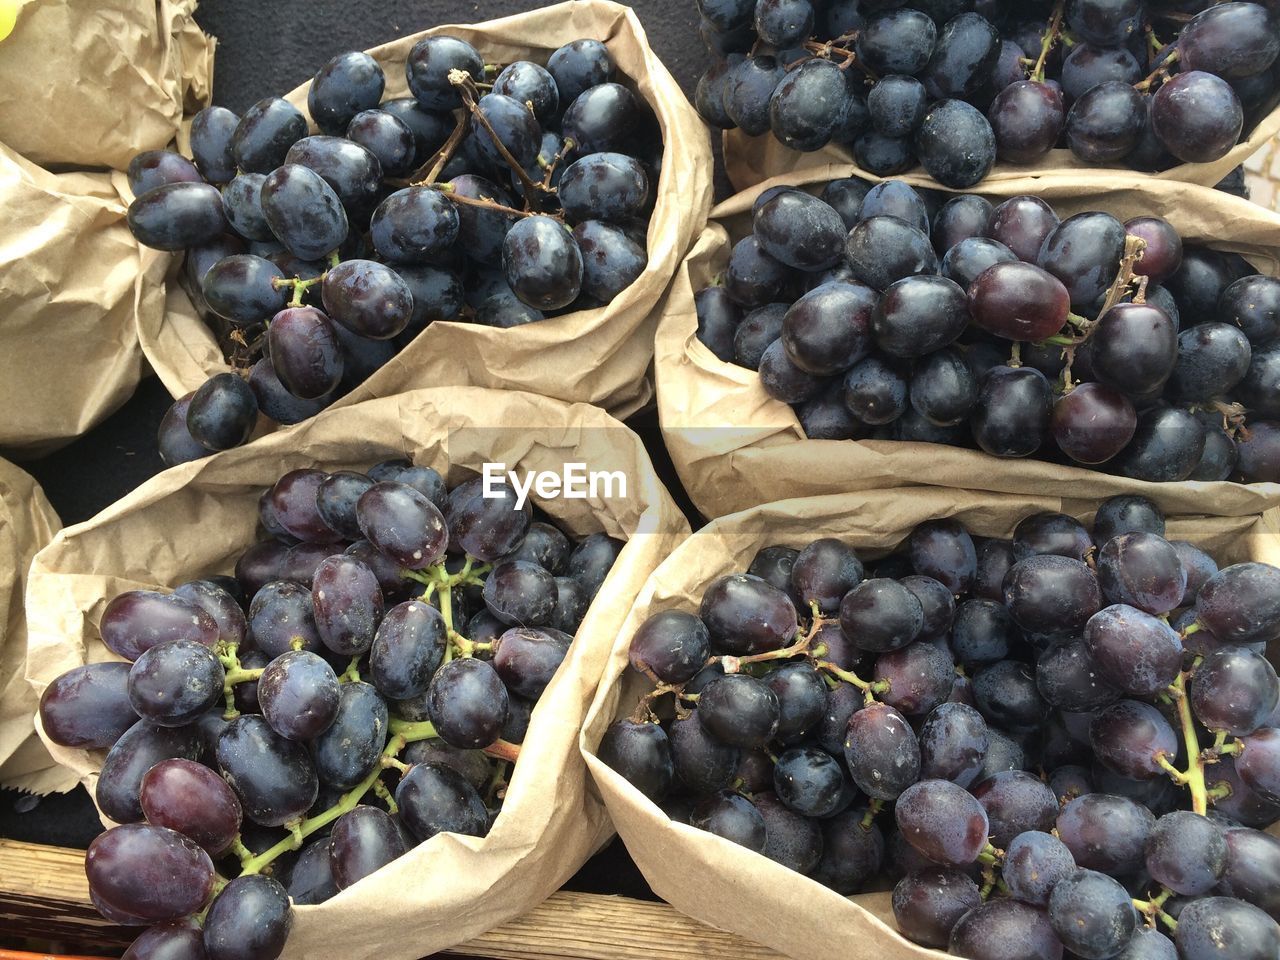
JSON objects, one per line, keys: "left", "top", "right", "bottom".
{"left": 895, "top": 778, "right": 989, "bottom": 866}
{"left": 893, "top": 866, "right": 981, "bottom": 948}
{"left": 700, "top": 573, "right": 797, "bottom": 656}
{"left": 971, "top": 769, "right": 1057, "bottom": 849}
{"left": 121, "top": 922, "right": 209, "bottom": 960}
{"left": 127, "top": 640, "right": 224, "bottom": 727}
{"left": 1057, "top": 792, "right": 1155, "bottom": 874}
{"left": 1238, "top": 726, "right": 1280, "bottom": 803}
{"left": 86, "top": 823, "right": 214, "bottom": 923}
{"left": 1062, "top": 43, "right": 1141, "bottom": 100}
{"left": 755, "top": 792, "right": 823, "bottom": 874}
{"left": 312, "top": 681, "right": 388, "bottom": 789}
{"left": 921, "top": 12, "right": 1001, "bottom": 100}
{"left": 1093, "top": 495, "right": 1164, "bottom": 545}
{"left": 248, "top": 580, "right": 322, "bottom": 657}
{"left": 1005, "top": 831, "right": 1076, "bottom": 906}
{"left": 769, "top": 59, "right": 855, "bottom": 152}
{"left": 405, "top": 36, "right": 482, "bottom": 110}
{"left": 1084, "top": 604, "right": 1182, "bottom": 696}
{"left": 190, "top": 105, "right": 239, "bottom": 183}
{"left": 763, "top": 661, "right": 827, "bottom": 742}
{"left": 482, "top": 559, "right": 557, "bottom": 627}
{"left": 269, "top": 469, "right": 341, "bottom": 543}
{"left": 127, "top": 182, "right": 229, "bottom": 251}
{"left": 561, "top": 82, "right": 640, "bottom": 154}
{"left": 690, "top": 791, "right": 766, "bottom": 851}
{"left": 126, "top": 152, "right": 204, "bottom": 202}
{"left": 1090, "top": 303, "right": 1179, "bottom": 396}
{"left": 1003, "top": 554, "right": 1101, "bottom": 635}
{"left": 914, "top": 98, "right": 996, "bottom": 189}
{"left": 1218, "top": 826, "right": 1280, "bottom": 919}
{"left": 724, "top": 235, "right": 789, "bottom": 309}
{"left": 259, "top": 164, "right": 348, "bottom": 261}
{"left": 283, "top": 135, "right": 383, "bottom": 221}
{"left": 100, "top": 590, "right": 219, "bottom": 662}
{"left": 843, "top": 701, "right": 920, "bottom": 800}
{"left": 1047, "top": 868, "right": 1137, "bottom": 960}
{"left": 697, "top": 673, "right": 780, "bottom": 748}
{"left": 446, "top": 479, "right": 534, "bottom": 564}
{"left": 986, "top": 195, "right": 1059, "bottom": 263}
{"left": 492, "top": 626, "right": 570, "bottom": 699}
{"left": 311, "top": 554, "right": 383, "bottom": 656}
{"left": 1152, "top": 71, "right": 1244, "bottom": 164}
{"left": 1089, "top": 699, "right": 1178, "bottom": 780}
{"left": 668, "top": 713, "right": 738, "bottom": 795}
{"left": 942, "top": 237, "right": 1017, "bottom": 288}
{"left": 139, "top": 758, "right": 241, "bottom": 856}
{"left": 598, "top": 719, "right": 673, "bottom": 801}
{"left": 1174, "top": 897, "right": 1280, "bottom": 960}
{"left": 38, "top": 662, "right": 137, "bottom": 749}
{"left": 856, "top": 9, "right": 936, "bottom": 75}
{"left": 1037, "top": 636, "right": 1120, "bottom": 711}
{"left": 972, "top": 365, "right": 1053, "bottom": 458}
{"left": 572, "top": 220, "right": 647, "bottom": 302}
{"left": 307, "top": 50, "right": 384, "bottom": 135}
{"left": 869, "top": 76, "right": 928, "bottom": 139}
{"left": 353, "top": 481, "right": 447, "bottom": 571}
{"left": 216, "top": 715, "right": 318, "bottom": 826}
{"left": 202, "top": 874, "right": 291, "bottom": 960}
{"left": 1145, "top": 810, "right": 1228, "bottom": 896}
{"left": 501, "top": 215, "right": 583, "bottom": 310}
{"left": 846, "top": 217, "right": 939, "bottom": 294}
{"left": 329, "top": 804, "right": 405, "bottom": 890}
{"left": 369, "top": 600, "right": 446, "bottom": 700}
{"left": 628, "top": 610, "right": 710, "bottom": 684}
{"left": 1065, "top": 80, "right": 1145, "bottom": 163}
{"left": 840, "top": 578, "right": 923, "bottom": 653}
{"left": 1220, "top": 275, "right": 1280, "bottom": 345}
{"left": 1052, "top": 383, "right": 1137, "bottom": 465}
{"left": 918, "top": 701, "right": 988, "bottom": 787}
{"left": 842, "top": 356, "right": 909, "bottom": 424}
{"left": 780, "top": 282, "right": 875, "bottom": 376}
{"left": 321, "top": 260, "right": 413, "bottom": 340}
{"left": 345, "top": 109, "right": 415, "bottom": 177}
{"left": 257, "top": 650, "right": 340, "bottom": 741}
{"left": 773, "top": 745, "right": 850, "bottom": 818}
{"left": 1190, "top": 646, "right": 1280, "bottom": 736}
{"left": 157, "top": 394, "right": 213, "bottom": 466}
{"left": 370, "top": 186, "right": 459, "bottom": 263}
{"left": 948, "top": 898, "right": 1063, "bottom": 960}
{"left": 875, "top": 642, "right": 956, "bottom": 717}
{"left": 95, "top": 720, "right": 201, "bottom": 823}
{"left": 185, "top": 373, "right": 257, "bottom": 452}
{"left": 1037, "top": 212, "right": 1125, "bottom": 310}
{"left": 852, "top": 130, "right": 915, "bottom": 176}
{"left": 267, "top": 306, "right": 344, "bottom": 400}
{"left": 426, "top": 657, "right": 507, "bottom": 749}
{"left": 1195, "top": 562, "right": 1280, "bottom": 647}
{"left": 1125, "top": 216, "right": 1183, "bottom": 286}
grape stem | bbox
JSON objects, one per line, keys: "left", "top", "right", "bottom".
{"left": 1029, "top": 1, "right": 1066, "bottom": 84}
{"left": 449, "top": 69, "right": 550, "bottom": 208}
{"left": 271, "top": 273, "right": 326, "bottom": 308}
{"left": 1160, "top": 671, "right": 1211, "bottom": 814}
{"left": 540, "top": 137, "right": 575, "bottom": 189}
{"left": 239, "top": 724, "right": 437, "bottom": 877}
{"left": 1132, "top": 890, "right": 1178, "bottom": 931}
{"left": 408, "top": 108, "right": 472, "bottom": 187}
{"left": 402, "top": 558, "right": 493, "bottom": 658}
{"left": 1037, "top": 236, "right": 1147, "bottom": 353}
{"left": 483, "top": 739, "right": 522, "bottom": 762}
{"left": 800, "top": 39, "right": 877, "bottom": 80}
{"left": 339, "top": 657, "right": 362, "bottom": 684}
{"left": 860, "top": 798, "right": 884, "bottom": 829}
{"left": 1134, "top": 49, "right": 1179, "bottom": 92}
{"left": 431, "top": 183, "right": 545, "bottom": 220}
{"left": 372, "top": 778, "right": 399, "bottom": 814}
{"left": 814, "top": 660, "right": 889, "bottom": 704}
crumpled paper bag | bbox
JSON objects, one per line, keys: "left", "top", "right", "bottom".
{"left": 25, "top": 386, "right": 689, "bottom": 960}
{"left": 0, "top": 457, "right": 60, "bottom": 792}
{"left": 657, "top": 166, "right": 1280, "bottom": 520}
{"left": 0, "top": 145, "right": 167, "bottom": 455}
{"left": 0, "top": 0, "right": 214, "bottom": 170}
{"left": 581, "top": 487, "right": 1280, "bottom": 960}
{"left": 140, "top": 0, "right": 714, "bottom": 423}
{"left": 723, "top": 102, "right": 1280, "bottom": 194}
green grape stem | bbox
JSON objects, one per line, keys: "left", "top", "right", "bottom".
{"left": 1029, "top": 1, "right": 1065, "bottom": 83}
{"left": 402, "top": 558, "right": 492, "bottom": 657}
{"left": 239, "top": 722, "right": 438, "bottom": 877}
{"left": 1160, "top": 671, "right": 1210, "bottom": 815}
{"left": 1132, "top": 890, "right": 1178, "bottom": 931}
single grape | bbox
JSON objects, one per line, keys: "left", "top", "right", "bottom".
{"left": 202, "top": 874, "right": 292, "bottom": 960}
{"left": 1047, "top": 868, "right": 1137, "bottom": 960}
{"left": 948, "top": 898, "right": 1064, "bottom": 960}
{"left": 1089, "top": 699, "right": 1178, "bottom": 780}
{"left": 1174, "top": 897, "right": 1280, "bottom": 960}
{"left": 1190, "top": 646, "right": 1280, "bottom": 736}
{"left": 86, "top": 823, "right": 214, "bottom": 923}
{"left": 38, "top": 662, "right": 137, "bottom": 749}
{"left": 139, "top": 758, "right": 241, "bottom": 856}
{"left": 1005, "top": 831, "right": 1076, "bottom": 907}
{"left": 597, "top": 719, "right": 673, "bottom": 801}
{"left": 1057, "top": 792, "right": 1155, "bottom": 875}
{"left": 972, "top": 769, "right": 1058, "bottom": 847}
{"left": 216, "top": 715, "right": 319, "bottom": 827}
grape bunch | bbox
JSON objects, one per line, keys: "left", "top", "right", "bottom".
{"left": 601, "top": 494, "right": 1280, "bottom": 960}
{"left": 38, "top": 458, "right": 621, "bottom": 960}
{"left": 124, "top": 36, "right": 659, "bottom": 466}
{"left": 696, "top": 176, "right": 1280, "bottom": 483}
{"left": 695, "top": 0, "right": 1279, "bottom": 187}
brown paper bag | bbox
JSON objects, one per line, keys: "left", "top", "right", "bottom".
{"left": 657, "top": 167, "right": 1280, "bottom": 520}
{"left": 722, "top": 105, "right": 1280, "bottom": 194}
{"left": 0, "top": 458, "right": 61, "bottom": 793}
{"left": 581, "top": 488, "right": 1280, "bottom": 960}
{"left": 25, "top": 386, "right": 689, "bottom": 959}
{"left": 140, "top": 0, "right": 713, "bottom": 422}
{"left": 0, "top": 148, "right": 167, "bottom": 456}
{"left": 0, "top": 0, "right": 214, "bottom": 170}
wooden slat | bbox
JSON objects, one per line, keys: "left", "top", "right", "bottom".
{"left": 0, "top": 839, "right": 785, "bottom": 960}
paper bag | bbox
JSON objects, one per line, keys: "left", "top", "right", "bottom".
{"left": 0, "top": 0, "right": 214, "bottom": 170}
{"left": 139, "top": 0, "right": 714, "bottom": 423}
{"left": 581, "top": 487, "right": 1280, "bottom": 960}
{"left": 657, "top": 167, "right": 1280, "bottom": 519}
{"left": 25, "top": 386, "right": 689, "bottom": 960}
{"left": 0, "top": 147, "right": 166, "bottom": 455}
{"left": 0, "top": 458, "right": 60, "bottom": 792}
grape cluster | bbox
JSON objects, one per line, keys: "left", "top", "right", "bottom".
{"left": 701, "top": 0, "right": 1280, "bottom": 186}
{"left": 124, "top": 36, "right": 659, "bottom": 466}
{"left": 696, "top": 176, "right": 1280, "bottom": 483}
{"left": 696, "top": 0, "right": 1279, "bottom": 186}
{"left": 38, "top": 459, "right": 621, "bottom": 960}
{"left": 602, "top": 495, "right": 1280, "bottom": 960}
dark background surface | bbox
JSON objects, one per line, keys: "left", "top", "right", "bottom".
{"left": 3, "top": 0, "right": 718, "bottom": 919}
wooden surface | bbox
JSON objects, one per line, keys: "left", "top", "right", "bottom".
{"left": 0, "top": 839, "right": 785, "bottom": 960}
